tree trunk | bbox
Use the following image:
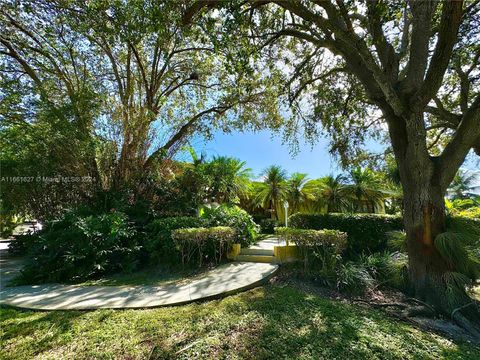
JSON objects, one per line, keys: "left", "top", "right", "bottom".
{"left": 387, "top": 110, "right": 480, "bottom": 332}
{"left": 403, "top": 181, "right": 448, "bottom": 302}
{"left": 389, "top": 110, "right": 450, "bottom": 302}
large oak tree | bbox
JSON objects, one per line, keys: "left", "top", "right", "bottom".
{"left": 185, "top": 0, "right": 480, "bottom": 327}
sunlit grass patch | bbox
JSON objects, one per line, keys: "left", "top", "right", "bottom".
{"left": 1, "top": 285, "right": 479, "bottom": 359}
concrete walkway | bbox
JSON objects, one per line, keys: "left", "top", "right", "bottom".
{"left": 249, "top": 237, "right": 286, "bottom": 250}
{"left": 0, "top": 262, "right": 278, "bottom": 310}
{"left": 0, "top": 242, "right": 25, "bottom": 291}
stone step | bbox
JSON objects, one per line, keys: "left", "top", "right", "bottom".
{"left": 239, "top": 248, "right": 274, "bottom": 256}
{"left": 235, "top": 254, "right": 276, "bottom": 263}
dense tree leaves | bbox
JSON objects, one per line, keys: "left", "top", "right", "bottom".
{"left": 0, "top": 0, "right": 286, "bottom": 216}
{"left": 184, "top": 0, "right": 480, "bottom": 326}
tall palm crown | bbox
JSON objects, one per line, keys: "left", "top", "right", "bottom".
{"left": 255, "top": 165, "right": 288, "bottom": 219}
{"left": 308, "top": 174, "right": 349, "bottom": 213}
{"left": 286, "top": 172, "right": 310, "bottom": 212}
{"left": 448, "top": 170, "right": 479, "bottom": 200}
{"left": 207, "top": 156, "right": 252, "bottom": 204}
{"left": 346, "top": 168, "right": 386, "bottom": 212}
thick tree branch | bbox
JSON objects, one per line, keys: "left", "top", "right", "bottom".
{"left": 418, "top": 0, "right": 464, "bottom": 107}
{"left": 438, "top": 94, "right": 480, "bottom": 189}
{"left": 366, "top": 0, "right": 399, "bottom": 80}
{"left": 402, "top": 0, "right": 437, "bottom": 93}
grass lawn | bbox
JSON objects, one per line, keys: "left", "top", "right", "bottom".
{"left": 1, "top": 284, "right": 479, "bottom": 359}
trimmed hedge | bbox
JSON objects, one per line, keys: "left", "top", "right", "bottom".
{"left": 172, "top": 226, "right": 235, "bottom": 266}
{"left": 144, "top": 206, "right": 259, "bottom": 264}
{"left": 289, "top": 213, "right": 403, "bottom": 255}
{"left": 275, "top": 227, "right": 347, "bottom": 275}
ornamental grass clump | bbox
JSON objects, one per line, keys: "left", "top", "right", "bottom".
{"left": 171, "top": 226, "right": 235, "bottom": 267}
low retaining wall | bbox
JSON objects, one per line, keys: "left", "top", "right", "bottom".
{"left": 273, "top": 245, "right": 300, "bottom": 263}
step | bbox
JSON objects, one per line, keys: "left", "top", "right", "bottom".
{"left": 240, "top": 248, "right": 274, "bottom": 256}
{"left": 235, "top": 254, "right": 276, "bottom": 263}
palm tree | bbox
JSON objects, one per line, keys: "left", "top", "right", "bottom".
{"left": 346, "top": 167, "right": 387, "bottom": 212}
{"left": 206, "top": 156, "right": 252, "bottom": 204}
{"left": 255, "top": 165, "right": 288, "bottom": 219}
{"left": 305, "top": 174, "right": 349, "bottom": 213}
{"left": 448, "top": 169, "right": 479, "bottom": 200}
{"left": 286, "top": 172, "right": 310, "bottom": 213}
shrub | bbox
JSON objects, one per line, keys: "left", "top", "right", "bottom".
{"left": 336, "top": 262, "right": 375, "bottom": 294}
{"left": 200, "top": 205, "right": 259, "bottom": 246}
{"left": 257, "top": 218, "right": 279, "bottom": 234}
{"left": 434, "top": 232, "right": 480, "bottom": 282}
{"left": 337, "top": 252, "right": 407, "bottom": 294}
{"left": 289, "top": 213, "right": 403, "bottom": 254}
{"left": 144, "top": 216, "right": 206, "bottom": 264}
{"left": 171, "top": 226, "right": 235, "bottom": 266}
{"left": 275, "top": 227, "right": 347, "bottom": 280}
{"left": 386, "top": 231, "right": 406, "bottom": 253}
{"left": 446, "top": 216, "right": 480, "bottom": 244}
{"left": 8, "top": 233, "right": 39, "bottom": 257}
{"left": 19, "top": 211, "right": 140, "bottom": 283}
{"left": 0, "top": 213, "right": 20, "bottom": 237}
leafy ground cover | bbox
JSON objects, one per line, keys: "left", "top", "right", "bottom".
{"left": 1, "top": 284, "right": 479, "bottom": 359}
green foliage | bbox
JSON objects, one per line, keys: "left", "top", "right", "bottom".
{"left": 289, "top": 213, "right": 404, "bottom": 255}
{"left": 441, "top": 271, "right": 477, "bottom": 312}
{"left": 254, "top": 165, "right": 288, "bottom": 219}
{"left": 275, "top": 227, "right": 347, "bottom": 281}
{"left": 337, "top": 252, "right": 407, "bottom": 294}
{"left": 386, "top": 230, "right": 407, "bottom": 252}
{"left": 427, "top": 217, "right": 480, "bottom": 312}
{"left": 257, "top": 218, "right": 280, "bottom": 234}
{"left": 285, "top": 172, "right": 310, "bottom": 213}
{"left": 7, "top": 233, "right": 37, "bottom": 257}
{"left": 448, "top": 170, "right": 479, "bottom": 200}
{"left": 2, "top": 285, "right": 479, "bottom": 359}
{"left": 144, "top": 206, "right": 258, "bottom": 265}
{"left": 171, "top": 226, "right": 235, "bottom": 266}
{"left": 435, "top": 232, "right": 480, "bottom": 282}
{"left": 303, "top": 175, "right": 349, "bottom": 213}
{"left": 200, "top": 205, "right": 259, "bottom": 246}
{"left": 359, "top": 252, "right": 407, "bottom": 288}
{"left": 204, "top": 156, "right": 252, "bottom": 204}
{"left": 144, "top": 216, "right": 206, "bottom": 265}
{"left": 446, "top": 216, "right": 480, "bottom": 263}
{"left": 18, "top": 211, "right": 140, "bottom": 283}
{"left": 336, "top": 262, "right": 375, "bottom": 294}
{"left": 346, "top": 167, "right": 388, "bottom": 212}
{"left": 0, "top": 212, "right": 20, "bottom": 237}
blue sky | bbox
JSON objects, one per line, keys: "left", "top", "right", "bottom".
{"left": 188, "top": 129, "right": 480, "bottom": 187}
{"left": 190, "top": 130, "right": 362, "bottom": 179}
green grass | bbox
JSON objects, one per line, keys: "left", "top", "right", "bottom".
{"left": 1, "top": 284, "right": 479, "bottom": 359}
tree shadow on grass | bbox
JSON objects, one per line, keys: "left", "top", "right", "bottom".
{"left": 228, "top": 286, "right": 480, "bottom": 359}
{"left": 0, "top": 307, "right": 105, "bottom": 359}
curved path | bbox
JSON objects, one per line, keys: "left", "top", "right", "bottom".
{"left": 0, "top": 262, "right": 278, "bottom": 310}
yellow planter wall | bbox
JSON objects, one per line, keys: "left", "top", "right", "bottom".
{"left": 227, "top": 243, "right": 241, "bottom": 260}
{"left": 273, "top": 245, "right": 300, "bottom": 263}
